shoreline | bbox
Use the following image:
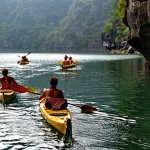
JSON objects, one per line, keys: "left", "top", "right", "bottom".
{"left": 109, "top": 49, "right": 140, "bottom": 54}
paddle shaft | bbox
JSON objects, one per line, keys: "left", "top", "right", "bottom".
{"left": 26, "top": 52, "right": 31, "bottom": 56}
{"left": 67, "top": 103, "right": 80, "bottom": 108}
{"left": 18, "top": 52, "right": 31, "bottom": 58}
{"left": 30, "top": 92, "right": 97, "bottom": 113}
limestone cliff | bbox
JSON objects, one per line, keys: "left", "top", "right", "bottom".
{"left": 124, "top": 0, "right": 150, "bottom": 64}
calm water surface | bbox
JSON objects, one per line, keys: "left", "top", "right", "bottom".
{"left": 0, "top": 53, "right": 150, "bottom": 150}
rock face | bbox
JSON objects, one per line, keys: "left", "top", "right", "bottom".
{"left": 124, "top": 0, "right": 150, "bottom": 64}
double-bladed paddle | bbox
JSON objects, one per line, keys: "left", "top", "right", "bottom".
{"left": 26, "top": 52, "right": 31, "bottom": 56}
{"left": 67, "top": 103, "right": 98, "bottom": 113}
{"left": 18, "top": 52, "right": 31, "bottom": 58}
{"left": 29, "top": 91, "right": 97, "bottom": 113}
{"left": 10, "top": 84, "right": 97, "bottom": 113}
{"left": 17, "top": 52, "right": 31, "bottom": 64}
{"left": 11, "top": 83, "right": 39, "bottom": 93}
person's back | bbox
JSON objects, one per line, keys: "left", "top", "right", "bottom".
{"left": 39, "top": 77, "right": 67, "bottom": 110}
{"left": 63, "top": 60, "right": 70, "bottom": 66}
{"left": 41, "top": 88, "right": 63, "bottom": 99}
{"left": 39, "top": 77, "right": 64, "bottom": 100}
{"left": 62, "top": 55, "right": 70, "bottom": 66}
{"left": 21, "top": 56, "right": 29, "bottom": 62}
{"left": 69, "top": 57, "right": 74, "bottom": 64}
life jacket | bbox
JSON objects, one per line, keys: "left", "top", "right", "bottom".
{"left": 1, "top": 76, "right": 13, "bottom": 89}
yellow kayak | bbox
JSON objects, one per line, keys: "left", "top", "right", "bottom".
{"left": 0, "top": 90, "right": 16, "bottom": 104}
{"left": 58, "top": 60, "right": 80, "bottom": 69}
{"left": 39, "top": 98, "right": 72, "bottom": 135}
{"left": 62, "top": 63, "right": 76, "bottom": 69}
{"left": 19, "top": 61, "right": 30, "bottom": 65}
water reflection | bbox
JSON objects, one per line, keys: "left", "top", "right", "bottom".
{"left": 0, "top": 53, "right": 149, "bottom": 149}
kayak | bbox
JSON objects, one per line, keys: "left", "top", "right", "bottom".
{"left": 62, "top": 63, "right": 76, "bottom": 69}
{"left": 0, "top": 90, "right": 16, "bottom": 105}
{"left": 19, "top": 61, "right": 30, "bottom": 65}
{"left": 58, "top": 60, "right": 79, "bottom": 69}
{"left": 39, "top": 98, "right": 72, "bottom": 135}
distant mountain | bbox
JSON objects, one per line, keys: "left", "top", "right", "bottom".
{"left": 0, "top": 0, "right": 113, "bottom": 51}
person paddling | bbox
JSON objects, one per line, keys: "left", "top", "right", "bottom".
{"left": 0, "top": 68, "right": 18, "bottom": 89}
{"left": 18, "top": 52, "right": 31, "bottom": 64}
{"left": 39, "top": 77, "right": 67, "bottom": 110}
{"left": 62, "top": 55, "right": 70, "bottom": 66}
{"left": 69, "top": 57, "right": 75, "bottom": 64}
{"left": 0, "top": 68, "right": 35, "bottom": 93}
{"left": 39, "top": 77, "right": 64, "bottom": 99}
{"left": 20, "top": 56, "right": 29, "bottom": 63}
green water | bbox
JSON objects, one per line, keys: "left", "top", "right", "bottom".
{"left": 0, "top": 53, "right": 149, "bottom": 150}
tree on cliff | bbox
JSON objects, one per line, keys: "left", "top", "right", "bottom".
{"left": 44, "top": 0, "right": 113, "bottom": 50}
{"left": 102, "top": 0, "right": 129, "bottom": 49}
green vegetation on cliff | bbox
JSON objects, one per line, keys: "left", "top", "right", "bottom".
{"left": 103, "top": 0, "right": 129, "bottom": 45}
{"left": 0, "top": 0, "right": 113, "bottom": 51}
{"left": 45, "top": 0, "right": 113, "bottom": 50}
{"left": 0, "top": 0, "right": 73, "bottom": 49}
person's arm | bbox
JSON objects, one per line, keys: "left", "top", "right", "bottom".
{"left": 59, "top": 90, "right": 64, "bottom": 98}
{"left": 38, "top": 90, "right": 46, "bottom": 100}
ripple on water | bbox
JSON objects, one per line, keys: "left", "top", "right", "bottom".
{"left": 0, "top": 53, "right": 148, "bottom": 149}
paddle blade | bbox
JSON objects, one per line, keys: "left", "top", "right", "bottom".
{"left": 11, "top": 83, "right": 29, "bottom": 93}
{"left": 58, "top": 60, "right": 63, "bottom": 65}
{"left": 80, "top": 105, "right": 98, "bottom": 113}
{"left": 26, "top": 52, "right": 31, "bottom": 56}
{"left": 27, "top": 87, "right": 39, "bottom": 93}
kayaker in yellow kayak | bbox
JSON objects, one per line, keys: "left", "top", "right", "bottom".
{"left": 17, "top": 52, "right": 31, "bottom": 64}
{"left": 39, "top": 77, "right": 64, "bottom": 99}
{"left": 68, "top": 56, "right": 75, "bottom": 64}
{"left": 39, "top": 77, "right": 67, "bottom": 109}
{"left": 0, "top": 68, "right": 18, "bottom": 90}
{"left": 0, "top": 68, "right": 35, "bottom": 93}
{"left": 63, "top": 55, "right": 70, "bottom": 66}
{"left": 20, "top": 56, "right": 29, "bottom": 63}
